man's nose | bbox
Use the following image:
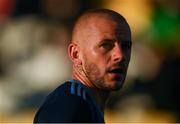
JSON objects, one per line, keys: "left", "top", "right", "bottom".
{"left": 112, "top": 44, "right": 125, "bottom": 62}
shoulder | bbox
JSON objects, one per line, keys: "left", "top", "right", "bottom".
{"left": 34, "top": 81, "right": 92, "bottom": 123}
{"left": 45, "top": 81, "right": 88, "bottom": 102}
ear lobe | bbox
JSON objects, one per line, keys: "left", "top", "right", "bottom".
{"left": 68, "top": 43, "right": 82, "bottom": 65}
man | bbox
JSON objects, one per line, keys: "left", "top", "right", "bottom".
{"left": 34, "top": 8, "right": 132, "bottom": 123}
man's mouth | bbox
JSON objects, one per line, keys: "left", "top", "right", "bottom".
{"left": 107, "top": 68, "right": 124, "bottom": 79}
{"left": 108, "top": 68, "right": 123, "bottom": 74}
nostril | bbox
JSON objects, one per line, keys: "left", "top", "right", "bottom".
{"left": 112, "top": 43, "right": 125, "bottom": 62}
{"left": 113, "top": 52, "right": 125, "bottom": 62}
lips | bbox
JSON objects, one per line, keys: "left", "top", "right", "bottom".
{"left": 107, "top": 67, "right": 124, "bottom": 79}
{"left": 108, "top": 68, "right": 124, "bottom": 74}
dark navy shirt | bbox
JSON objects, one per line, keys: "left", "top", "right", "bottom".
{"left": 34, "top": 80, "right": 104, "bottom": 123}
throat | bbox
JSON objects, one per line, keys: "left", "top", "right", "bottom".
{"left": 91, "top": 89, "right": 110, "bottom": 111}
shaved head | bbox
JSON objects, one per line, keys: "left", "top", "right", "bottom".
{"left": 71, "top": 9, "right": 131, "bottom": 46}
{"left": 68, "top": 8, "right": 132, "bottom": 91}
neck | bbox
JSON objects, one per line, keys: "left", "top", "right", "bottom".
{"left": 72, "top": 66, "right": 111, "bottom": 111}
{"left": 91, "top": 89, "right": 110, "bottom": 111}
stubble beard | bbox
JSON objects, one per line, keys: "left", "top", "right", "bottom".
{"left": 83, "top": 57, "right": 123, "bottom": 91}
{"left": 83, "top": 60, "right": 105, "bottom": 89}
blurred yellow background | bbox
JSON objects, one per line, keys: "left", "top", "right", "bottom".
{"left": 0, "top": 0, "right": 179, "bottom": 123}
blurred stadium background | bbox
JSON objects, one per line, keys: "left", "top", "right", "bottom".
{"left": 0, "top": 0, "right": 179, "bottom": 123}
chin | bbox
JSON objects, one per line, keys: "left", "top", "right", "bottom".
{"left": 104, "top": 80, "right": 124, "bottom": 91}
{"left": 111, "top": 83, "right": 123, "bottom": 91}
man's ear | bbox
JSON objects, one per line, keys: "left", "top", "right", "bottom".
{"left": 68, "top": 43, "right": 82, "bottom": 65}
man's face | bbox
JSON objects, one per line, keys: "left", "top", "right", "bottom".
{"left": 80, "top": 16, "right": 132, "bottom": 91}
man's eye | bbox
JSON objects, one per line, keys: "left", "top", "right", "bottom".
{"left": 101, "top": 43, "right": 114, "bottom": 50}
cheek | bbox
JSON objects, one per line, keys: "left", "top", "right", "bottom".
{"left": 90, "top": 54, "right": 108, "bottom": 71}
{"left": 83, "top": 47, "right": 110, "bottom": 73}
{"left": 123, "top": 48, "right": 131, "bottom": 62}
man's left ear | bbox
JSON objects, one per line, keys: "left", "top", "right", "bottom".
{"left": 68, "top": 42, "right": 82, "bottom": 65}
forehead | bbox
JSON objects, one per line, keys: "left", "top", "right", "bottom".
{"left": 88, "top": 15, "right": 131, "bottom": 42}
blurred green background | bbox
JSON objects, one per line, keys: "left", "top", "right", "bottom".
{"left": 0, "top": 0, "right": 179, "bottom": 123}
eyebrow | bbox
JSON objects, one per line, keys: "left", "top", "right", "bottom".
{"left": 100, "top": 38, "right": 132, "bottom": 45}
{"left": 100, "top": 38, "right": 116, "bottom": 43}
